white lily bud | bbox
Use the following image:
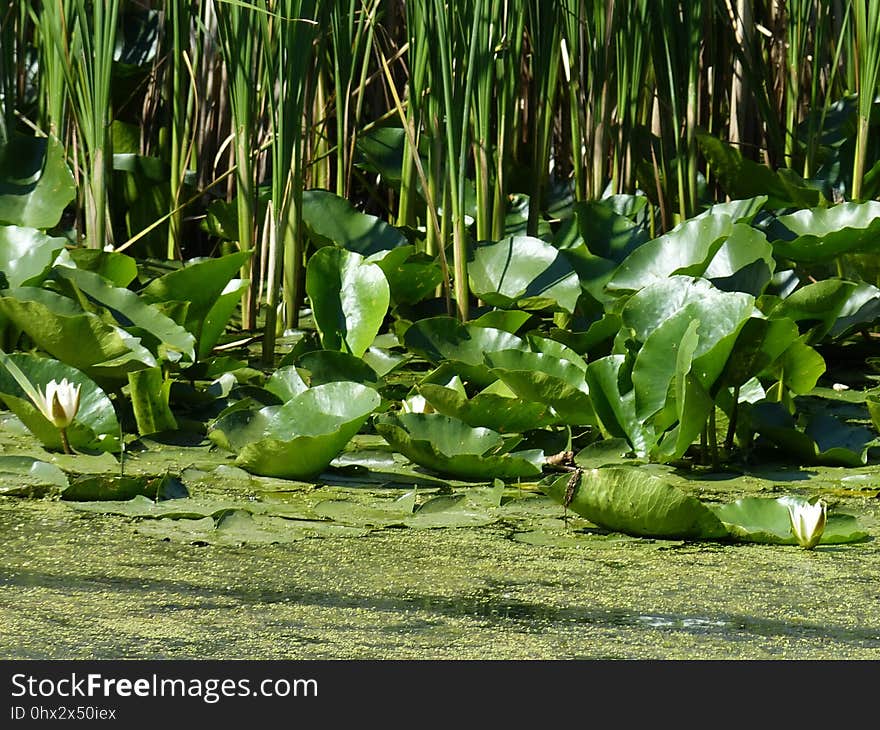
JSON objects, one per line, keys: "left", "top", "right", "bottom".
{"left": 38, "top": 378, "right": 82, "bottom": 429}
{"left": 401, "top": 394, "right": 432, "bottom": 414}
{"left": 788, "top": 499, "right": 827, "bottom": 550}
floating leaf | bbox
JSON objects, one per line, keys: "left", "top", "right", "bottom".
{"left": 771, "top": 201, "right": 880, "bottom": 262}
{"left": 55, "top": 266, "right": 196, "bottom": 363}
{"left": 302, "top": 189, "right": 408, "bottom": 255}
{"left": 403, "top": 316, "right": 524, "bottom": 386}
{"left": 374, "top": 412, "right": 545, "bottom": 481}
{"left": 209, "top": 381, "right": 380, "bottom": 479}
{"left": 484, "top": 349, "right": 597, "bottom": 426}
{"left": 543, "top": 467, "right": 728, "bottom": 540}
{"left": 139, "top": 251, "right": 252, "bottom": 358}
{"left": 419, "top": 370, "right": 556, "bottom": 433}
{"left": 0, "top": 287, "right": 156, "bottom": 380}
{"left": 128, "top": 366, "right": 177, "bottom": 435}
{"left": 711, "top": 496, "right": 869, "bottom": 545}
{"left": 607, "top": 215, "right": 733, "bottom": 293}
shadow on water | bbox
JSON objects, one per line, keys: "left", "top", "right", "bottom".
{"left": 5, "top": 566, "right": 880, "bottom": 650}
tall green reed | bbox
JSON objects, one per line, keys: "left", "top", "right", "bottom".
{"left": 217, "top": 0, "right": 261, "bottom": 328}
{"left": 851, "top": 0, "right": 880, "bottom": 200}
{"left": 257, "top": 0, "right": 323, "bottom": 362}
{"left": 67, "top": 0, "right": 120, "bottom": 249}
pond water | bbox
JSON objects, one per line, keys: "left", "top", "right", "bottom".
{"left": 2, "top": 437, "right": 880, "bottom": 660}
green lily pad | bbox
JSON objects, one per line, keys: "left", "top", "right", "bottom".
{"left": 403, "top": 316, "right": 524, "bottom": 387}
{"left": 209, "top": 381, "right": 381, "bottom": 479}
{"left": 0, "top": 455, "right": 68, "bottom": 495}
{"left": 771, "top": 201, "right": 880, "bottom": 262}
{"left": 418, "top": 369, "right": 556, "bottom": 433}
{"left": 0, "top": 287, "right": 156, "bottom": 381}
{"left": 711, "top": 496, "right": 869, "bottom": 545}
{"left": 0, "top": 226, "right": 67, "bottom": 288}
{"left": 139, "top": 252, "right": 252, "bottom": 359}
{"left": 468, "top": 235, "right": 581, "bottom": 313}
{"left": 0, "top": 133, "right": 76, "bottom": 229}
{"left": 62, "top": 473, "right": 186, "bottom": 502}
{"left": 374, "top": 412, "right": 545, "bottom": 481}
{"left": 306, "top": 247, "right": 390, "bottom": 358}
{"left": 484, "top": 349, "right": 597, "bottom": 426}
{"left": 543, "top": 467, "right": 729, "bottom": 540}
{"left": 750, "top": 403, "right": 874, "bottom": 467}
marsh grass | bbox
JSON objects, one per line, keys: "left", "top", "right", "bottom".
{"left": 8, "top": 0, "right": 880, "bottom": 323}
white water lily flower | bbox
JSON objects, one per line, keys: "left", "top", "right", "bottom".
{"left": 401, "top": 394, "right": 432, "bottom": 414}
{"left": 37, "top": 378, "right": 81, "bottom": 429}
{"left": 788, "top": 499, "right": 827, "bottom": 550}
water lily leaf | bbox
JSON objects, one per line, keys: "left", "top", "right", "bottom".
{"left": 702, "top": 223, "right": 775, "bottom": 297}
{"left": 139, "top": 251, "right": 252, "bottom": 357}
{"left": 54, "top": 266, "right": 196, "bottom": 363}
{"left": 306, "top": 247, "right": 390, "bottom": 358}
{"left": 369, "top": 247, "right": 443, "bottom": 306}
{"left": 313, "top": 493, "right": 415, "bottom": 527}
{"left": 418, "top": 377, "right": 556, "bottom": 433}
{"left": 471, "top": 309, "right": 533, "bottom": 334}
{"left": 362, "top": 346, "right": 409, "bottom": 378}
{"left": 607, "top": 214, "right": 733, "bottom": 293}
{"left": 403, "top": 316, "right": 524, "bottom": 387}
{"left": 750, "top": 403, "right": 873, "bottom": 466}
{"left": 199, "top": 278, "right": 249, "bottom": 359}
{"left": 128, "top": 366, "right": 177, "bottom": 436}
{"left": 135, "top": 511, "right": 345, "bottom": 545}
{"left": 769, "top": 279, "right": 880, "bottom": 343}
{"left": 711, "top": 496, "right": 869, "bottom": 545}
{"left": 0, "top": 287, "right": 155, "bottom": 381}
{"left": 209, "top": 381, "right": 381, "bottom": 479}
{"left": 0, "top": 455, "right": 68, "bottom": 495}
{"left": 0, "top": 226, "right": 67, "bottom": 288}
{"left": 0, "top": 352, "right": 120, "bottom": 453}
{"left": 0, "top": 133, "right": 76, "bottom": 229}
{"left": 62, "top": 474, "right": 185, "bottom": 502}
{"left": 696, "top": 131, "right": 816, "bottom": 208}
{"left": 573, "top": 439, "right": 636, "bottom": 469}
{"left": 264, "top": 365, "right": 309, "bottom": 402}
{"left": 585, "top": 355, "right": 656, "bottom": 457}
{"left": 468, "top": 235, "right": 581, "bottom": 313}
{"left": 374, "top": 412, "right": 545, "bottom": 481}
{"left": 66, "top": 249, "right": 139, "bottom": 288}
{"left": 296, "top": 349, "right": 381, "bottom": 388}
{"left": 543, "top": 467, "right": 729, "bottom": 540}
{"left": 484, "top": 349, "right": 597, "bottom": 426}
{"left": 771, "top": 201, "right": 880, "bottom": 262}
{"left": 302, "top": 188, "right": 409, "bottom": 255}
{"left": 404, "top": 494, "right": 497, "bottom": 529}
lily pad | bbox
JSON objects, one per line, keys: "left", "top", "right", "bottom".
{"left": 543, "top": 467, "right": 729, "bottom": 540}
{"left": 209, "top": 381, "right": 381, "bottom": 479}
{"left": 0, "top": 226, "right": 67, "bottom": 288}
{"left": 306, "top": 247, "right": 390, "bottom": 358}
{"left": 711, "top": 496, "right": 869, "bottom": 545}
{"left": 0, "top": 287, "right": 157, "bottom": 381}
{"left": 0, "top": 133, "right": 76, "bottom": 229}
{"left": 468, "top": 235, "right": 581, "bottom": 313}
{"left": 484, "top": 349, "right": 597, "bottom": 426}
{"left": 374, "top": 412, "right": 545, "bottom": 481}
{"left": 403, "top": 316, "right": 524, "bottom": 386}
{"left": 418, "top": 374, "right": 557, "bottom": 433}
